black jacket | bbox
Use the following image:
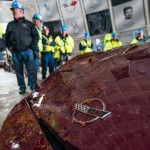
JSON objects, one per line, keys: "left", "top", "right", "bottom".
{"left": 6, "top": 17, "right": 39, "bottom": 51}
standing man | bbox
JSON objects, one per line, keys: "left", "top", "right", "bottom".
{"left": 104, "top": 32, "right": 123, "bottom": 51}
{"left": 41, "top": 25, "right": 55, "bottom": 80}
{"left": 111, "top": 32, "right": 123, "bottom": 48}
{"left": 32, "top": 13, "right": 43, "bottom": 84}
{"left": 131, "top": 29, "right": 146, "bottom": 44}
{"left": 79, "top": 32, "right": 93, "bottom": 54}
{"left": 5, "top": 1, "right": 39, "bottom": 94}
{"left": 55, "top": 25, "right": 74, "bottom": 66}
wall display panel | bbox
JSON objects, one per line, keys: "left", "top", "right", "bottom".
{"left": 113, "top": 0, "right": 146, "bottom": 32}
{"left": 82, "top": 0, "right": 108, "bottom": 14}
{"left": 37, "top": 0, "right": 60, "bottom": 21}
{"left": 19, "top": 0, "right": 39, "bottom": 21}
{"left": 63, "top": 16, "right": 86, "bottom": 38}
{"left": 111, "top": 0, "right": 133, "bottom": 7}
{"left": 0, "top": 2, "right": 13, "bottom": 23}
{"left": 24, "top": 5, "right": 39, "bottom": 21}
{"left": 43, "top": 20, "right": 62, "bottom": 38}
{"left": 59, "top": 0, "right": 82, "bottom": 19}
{"left": 86, "top": 9, "right": 112, "bottom": 36}
{"left": 148, "top": 0, "right": 150, "bottom": 22}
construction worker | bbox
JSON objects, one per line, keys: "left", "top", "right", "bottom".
{"left": 41, "top": 25, "right": 55, "bottom": 80}
{"left": 53, "top": 46, "right": 60, "bottom": 69}
{"left": 5, "top": 1, "right": 39, "bottom": 94}
{"left": 32, "top": 13, "right": 43, "bottom": 84}
{"left": 131, "top": 29, "right": 146, "bottom": 44}
{"left": 104, "top": 32, "right": 123, "bottom": 51}
{"left": 79, "top": 32, "right": 93, "bottom": 54}
{"left": 103, "top": 33, "right": 112, "bottom": 51}
{"left": 55, "top": 25, "right": 74, "bottom": 66}
{"left": 111, "top": 32, "right": 123, "bottom": 48}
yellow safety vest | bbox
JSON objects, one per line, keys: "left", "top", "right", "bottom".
{"left": 104, "top": 41, "right": 113, "bottom": 51}
{"left": 55, "top": 35, "right": 74, "bottom": 54}
{"left": 80, "top": 39, "right": 92, "bottom": 54}
{"left": 0, "top": 23, "right": 2, "bottom": 38}
{"left": 35, "top": 26, "right": 43, "bottom": 51}
{"left": 53, "top": 50, "right": 60, "bottom": 59}
{"left": 42, "top": 35, "right": 54, "bottom": 52}
{"left": 131, "top": 39, "right": 138, "bottom": 44}
{"left": 104, "top": 40, "right": 122, "bottom": 51}
{"left": 111, "top": 40, "right": 122, "bottom": 48}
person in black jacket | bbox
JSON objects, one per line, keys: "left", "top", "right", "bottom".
{"left": 5, "top": 1, "right": 39, "bottom": 94}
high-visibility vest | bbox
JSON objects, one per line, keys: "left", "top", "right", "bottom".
{"left": 131, "top": 37, "right": 146, "bottom": 44}
{"left": 53, "top": 50, "right": 60, "bottom": 59}
{"left": 35, "top": 26, "right": 43, "bottom": 51}
{"left": 55, "top": 35, "right": 74, "bottom": 54}
{"left": 111, "top": 40, "right": 122, "bottom": 48}
{"left": 80, "top": 39, "right": 92, "bottom": 54}
{"left": 104, "top": 40, "right": 122, "bottom": 51}
{"left": 0, "top": 23, "right": 2, "bottom": 38}
{"left": 104, "top": 41, "right": 113, "bottom": 51}
{"left": 42, "top": 35, "right": 54, "bottom": 52}
{"left": 131, "top": 39, "right": 138, "bottom": 44}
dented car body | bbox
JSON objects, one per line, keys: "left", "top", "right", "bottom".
{"left": 0, "top": 43, "right": 150, "bottom": 150}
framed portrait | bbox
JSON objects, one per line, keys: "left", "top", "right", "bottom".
{"left": 113, "top": 0, "right": 146, "bottom": 31}
{"left": 37, "top": 0, "right": 60, "bottom": 21}
{"left": 63, "top": 16, "right": 86, "bottom": 38}
{"left": 82, "top": 0, "right": 108, "bottom": 14}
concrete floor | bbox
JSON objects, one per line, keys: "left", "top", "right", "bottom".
{"left": 0, "top": 68, "right": 42, "bottom": 130}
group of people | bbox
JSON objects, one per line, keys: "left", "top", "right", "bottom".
{"left": 104, "top": 29, "right": 146, "bottom": 51}
{"left": 0, "top": 1, "right": 148, "bottom": 95}
{"left": 3, "top": 1, "right": 77, "bottom": 94}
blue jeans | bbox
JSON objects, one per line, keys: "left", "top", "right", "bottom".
{"left": 41, "top": 52, "right": 55, "bottom": 80}
{"left": 12, "top": 50, "right": 36, "bottom": 91}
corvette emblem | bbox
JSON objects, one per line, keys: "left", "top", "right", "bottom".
{"left": 72, "top": 99, "right": 111, "bottom": 126}
{"left": 62, "top": 0, "right": 78, "bottom": 12}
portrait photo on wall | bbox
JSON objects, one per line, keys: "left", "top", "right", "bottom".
{"left": 86, "top": 9, "right": 112, "bottom": 36}
{"left": 63, "top": 16, "right": 86, "bottom": 38}
{"left": 113, "top": 0, "right": 146, "bottom": 32}
{"left": 82, "top": 0, "right": 108, "bottom": 15}
{"left": 37, "top": 0, "right": 60, "bottom": 22}
{"left": 43, "top": 20, "right": 62, "bottom": 38}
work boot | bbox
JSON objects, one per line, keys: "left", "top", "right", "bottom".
{"left": 19, "top": 90, "right": 26, "bottom": 94}
{"left": 30, "top": 86, "right": 35, "bottom": 91}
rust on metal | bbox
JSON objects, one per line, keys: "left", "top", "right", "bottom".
{"left": 0, "top": 43, "right": 150, "bottom": 150}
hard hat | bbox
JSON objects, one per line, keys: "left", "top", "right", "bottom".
{"left": 60, "top": 25, "right": 67, "bottom": 31}
{"left": 84, "top": 32, "right": 89, "bottom": 38}
{"left": 136, "top": 29, "right": 143, "bottom": 34}
{"left": 10, "top": 1, "right": 24, "bottom": 11}
{"left": 112, "top": 32, "right": 117, "bottom": 37}
{"left": 32, "top": 13, "right": 43, "bottom": 22}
